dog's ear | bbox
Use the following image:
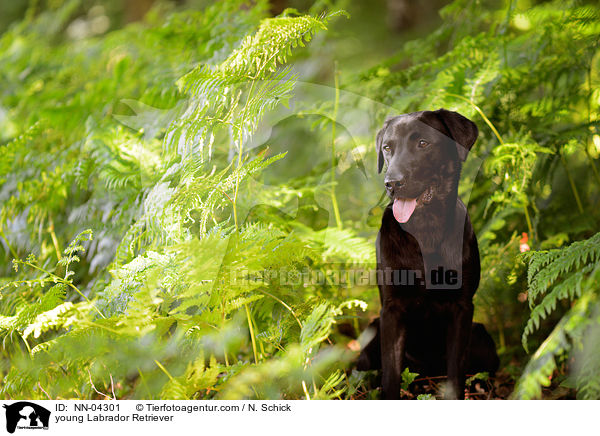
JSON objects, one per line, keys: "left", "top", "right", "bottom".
{"left": 434, "top": 109, "right": 478, "bottom": 161}
{"left": 376, "top": 118, "right": 393, "bottom": 173}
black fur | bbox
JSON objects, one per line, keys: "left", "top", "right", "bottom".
{"left": 359, "top": 109, "right": 499, "bottom": 399}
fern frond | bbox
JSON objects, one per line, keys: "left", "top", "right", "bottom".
{"left": 300, "top": 302, "right": 336, "bottom": 354}
{"left": 300, "top": 227, "right": 375, "bottom": 264}
{"left": 514, "top": 290, "right": 598, "bottom": 399}
{"left": 159, "top": 355, "right": 221, "bottom": 399}
{"left": 165, "top": 11, "right": 342, "bottom": 158}
{"left": 525, "top": 232, "right": 600, "bottom": 305}
{"left": 522, "top": 263, "right": 594, "bottom": 349}
{"left": 23, "top": 301, "right": 93, "bottom": 340}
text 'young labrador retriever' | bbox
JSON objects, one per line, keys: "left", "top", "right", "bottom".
{"left": 358, "top": 109, "right": 499, "bottom": 400}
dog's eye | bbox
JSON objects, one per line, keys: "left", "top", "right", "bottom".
{"left": 418, "top": 139, "right": 429, "bottom": 148}
{"left": 382, "top": 144, "right": 391, "bottom": 152}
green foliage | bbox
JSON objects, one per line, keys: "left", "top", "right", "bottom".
{"left": 1, "top": 0, "right": 600, "bottom": 401}
{"left": 466, "top": 372, "right": 489, "bottom": 387}
{"left": 513, "top": 234, "right": 600, "bottom": 399}
{"left": 166, "top": 9, "right": 344, "bottom": 159}
{"left": 401, "top": 367, "right": 419, "bottom": 391}
{"left": 355, "top": 0, "right": 600, "bottom": 399}
{"left": 522, "top": 232, "right": 600, "bottom": 349}
{"left": 0, "top": 0, "right": 372, "bottom": 400}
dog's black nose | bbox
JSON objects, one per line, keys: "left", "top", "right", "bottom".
{"left": 384, "top": 178, "right": 406, "bottom": 190}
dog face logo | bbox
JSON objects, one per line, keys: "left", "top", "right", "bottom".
{"left": 2, "top": 402, "right": 50, "bottom": 433}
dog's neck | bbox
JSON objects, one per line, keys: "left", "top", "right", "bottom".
{"left": 398, "top": 171, "right": 465, "bottom": 275}
{"left": 400, "top": 191, "right": 457, "bottom": 248}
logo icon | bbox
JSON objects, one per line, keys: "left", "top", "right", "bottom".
{"left": 2, "top": 402, "right": 50, "bottom": 434}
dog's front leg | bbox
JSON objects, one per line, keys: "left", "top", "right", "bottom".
{"left": 380, "top": 307, "right": 406, "bottom": 400}
{"left": 445, "top": 303, "right": 473, "bottom": 399}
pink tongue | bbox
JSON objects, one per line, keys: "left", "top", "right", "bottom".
{"left": 393, "top": 198, "right": 417, "bottom": 223}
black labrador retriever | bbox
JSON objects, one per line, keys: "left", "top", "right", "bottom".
{"left": 358, "top": 109, "right": 499, "bottom": 399}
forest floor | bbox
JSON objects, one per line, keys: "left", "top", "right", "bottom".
{"left": 349, "top": 367, "right": 576, "bottom": 400}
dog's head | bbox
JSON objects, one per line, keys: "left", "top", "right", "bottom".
{"left": 376, "top": 109, "right": 478, "bottom": 223}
